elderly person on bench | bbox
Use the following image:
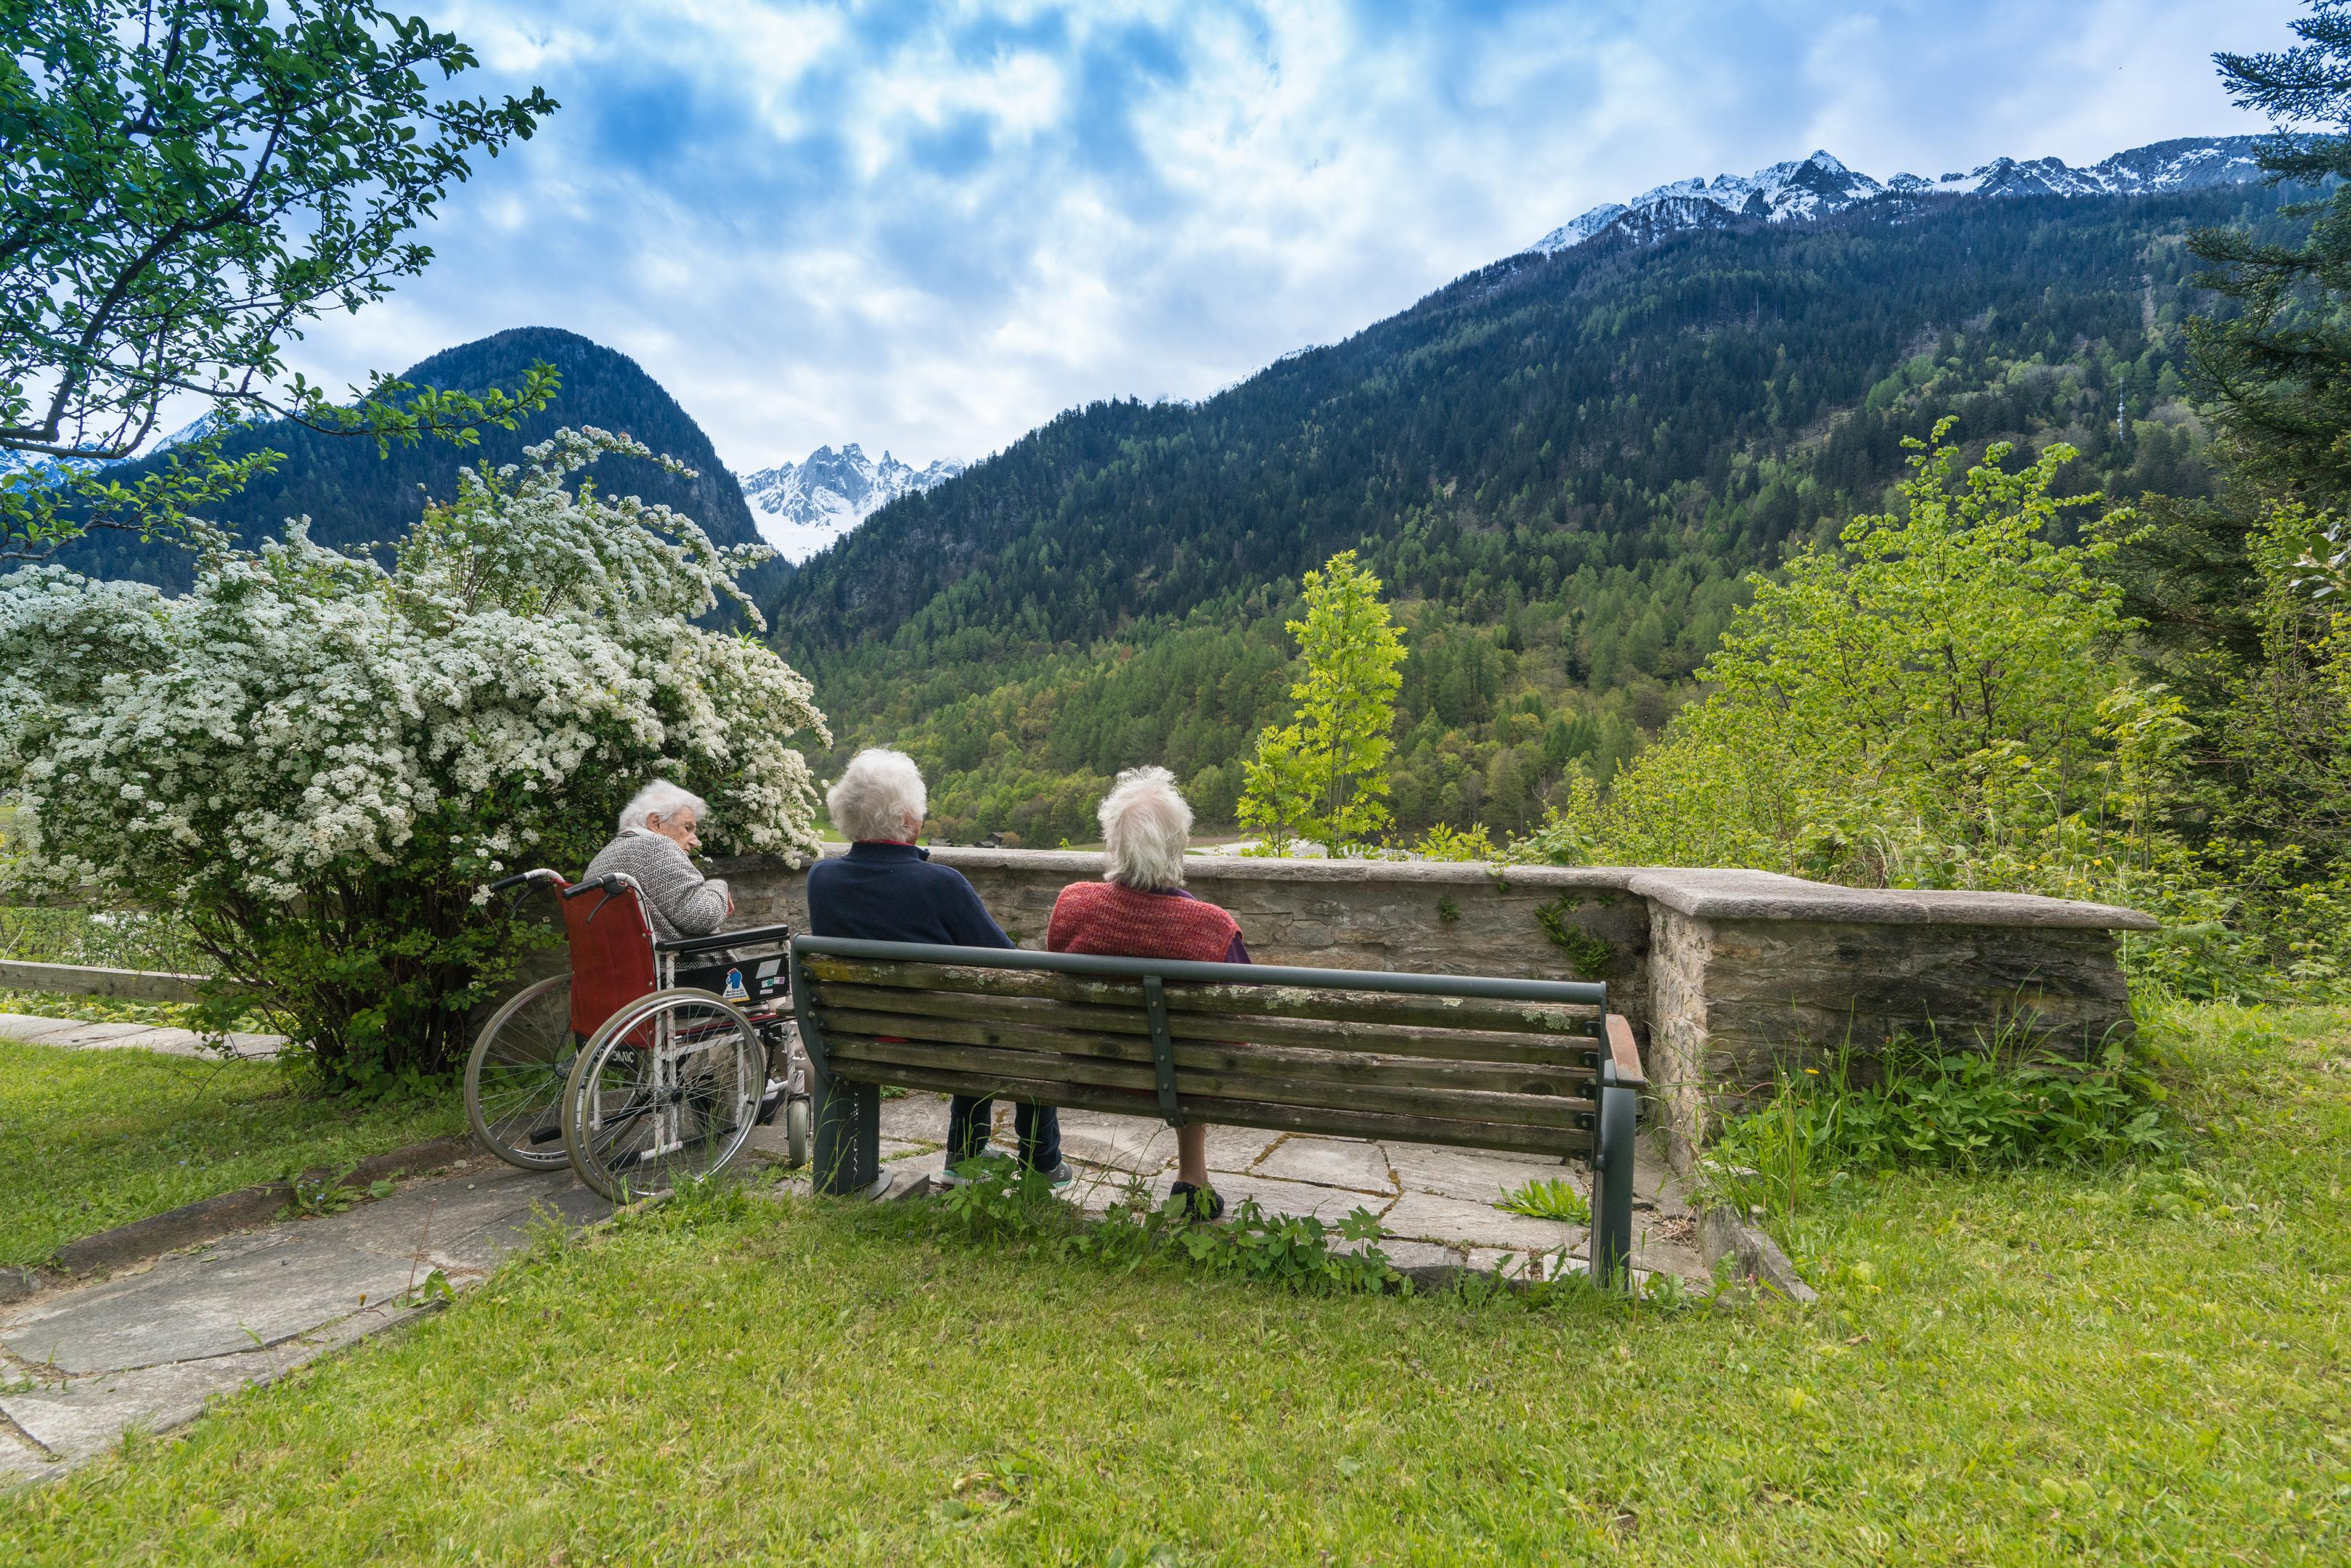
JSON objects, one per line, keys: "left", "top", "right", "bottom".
{"left": 1046, "top": 765, "right": 1247, "bottom": 1220}
{"left": 583, "top": 779, "right": 734, "bottom": 942}
{"left": 804, "top": 748, "right": 1072, "bottom": 1188}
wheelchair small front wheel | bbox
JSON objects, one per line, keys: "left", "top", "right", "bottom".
{"left": 561, "top": 989, "right": 765, "bottom": 1203}
{"left": 784, "top": 1096, "right": 812, "bottom": 1169}
{"left": 465, "top": 974, "right": 577, "bottom": 1171}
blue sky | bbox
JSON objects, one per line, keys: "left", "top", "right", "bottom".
{"left": 282, "top": 0, "right": 2298, "bottom": 475}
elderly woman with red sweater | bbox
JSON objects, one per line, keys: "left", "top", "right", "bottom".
{"left": 1046, "top": 765, "right": 1247, "bottom": 1220}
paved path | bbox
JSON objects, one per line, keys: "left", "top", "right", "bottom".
{"left": 0, "top": 1010, "right": 284, "bottom": 1060}
{"left": 0, "top": 1159, "right": 608, "bottom": 1483}
{"left": 0, "top": 1074, "right": 1698, "bottom": 1486}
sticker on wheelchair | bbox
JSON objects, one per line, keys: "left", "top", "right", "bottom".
{"left": 723, "top": 968, "right": 749, "bottom": 1001}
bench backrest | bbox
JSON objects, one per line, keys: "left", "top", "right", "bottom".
{"left": 790, "top": 936, "right": 1615, "bottom": 1159}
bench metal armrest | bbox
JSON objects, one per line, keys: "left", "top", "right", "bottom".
{"left": 1604, "top": 1013, "right": 1647, "bottom": 1089}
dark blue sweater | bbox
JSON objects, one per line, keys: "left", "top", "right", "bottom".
{"left": 804, "top": 842, "right": 1013, "bottom": 949}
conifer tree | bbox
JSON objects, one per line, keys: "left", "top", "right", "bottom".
{"left": 2189, "top": 0, "right": 2351, "bottom": 504}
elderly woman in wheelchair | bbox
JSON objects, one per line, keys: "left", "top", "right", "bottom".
{"left": 463, "top": 780, "right": 810, "bottom": 1201}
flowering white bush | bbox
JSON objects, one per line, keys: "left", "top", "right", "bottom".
{"left": 0, "top": 428, "right": 829, "bottom": 1082}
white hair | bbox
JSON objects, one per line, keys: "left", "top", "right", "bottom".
{"left": 619, "top": 778, "right": 709, "bottom": 836}
{"left": 828, "top": 748, "right": 927, "bottom": 842}
{"left": 1099, "top": 766, "right": 1192, "bottom": 891}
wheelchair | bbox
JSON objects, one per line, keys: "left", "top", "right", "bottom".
{"left": 463, "top": 867, "right": 811, "bottom": 1201}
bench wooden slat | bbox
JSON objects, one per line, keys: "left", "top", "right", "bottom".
{"left": 816, "top": 1003, "right": 1596, "bottom": 1097}
{"left": 826, "top": 1054, "right": 1590, "bottom": 1159}
{"left": 823, "top": 1029, "right": 1597, "bottom": 1129}
{"left": 803, "top": 957, "right": 1598, "bottom": 1037}
{"left": 809, "top": 981, "right": 1599, "bottom": 1069}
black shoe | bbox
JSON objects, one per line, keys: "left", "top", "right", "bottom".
{"left": 1169, "top": 1180, "right": 1226, "bottom": 1222}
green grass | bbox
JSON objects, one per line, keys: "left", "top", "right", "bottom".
{"left": 0, "top": 1040, "right": 461, "bottom": 1267}
{"left": 4, "top": 1005, "right": 2347, "bottom": 1563}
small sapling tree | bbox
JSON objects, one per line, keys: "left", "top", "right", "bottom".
{"left": 1239, "top": 550, "right": 1406, "bottom": 855}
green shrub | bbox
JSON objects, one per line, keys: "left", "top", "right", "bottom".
{"left": 1706, "top": 1034, "right": 2185, "bottom": 1220}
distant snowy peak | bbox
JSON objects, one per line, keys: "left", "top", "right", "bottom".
{"left": 738, "top": 442, "right": 965, "bottom": 563}
{"left": 1532, "top": 135, "right": 2270, "bottom": 256}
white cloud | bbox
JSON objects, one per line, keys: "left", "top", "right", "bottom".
{"left": 256, "top": 0, "right": 2299, "bottom": 477}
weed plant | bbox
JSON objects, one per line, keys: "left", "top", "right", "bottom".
{"left": 926, "top": 1156, "right": 1402, "bottom": 1295}
{"left": 1706, "top": 1024, "right": 2184, "bottom": 1221}
{"left": 1494, "top": 1177, "right": 1592, "bottom": 1224}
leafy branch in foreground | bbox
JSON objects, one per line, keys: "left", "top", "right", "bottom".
{"left": 1, "top": 0, "right": 561, "bottom": 560}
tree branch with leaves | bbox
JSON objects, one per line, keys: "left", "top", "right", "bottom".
{"left": 0, "top": 0, "right": 560, "bottom": 561}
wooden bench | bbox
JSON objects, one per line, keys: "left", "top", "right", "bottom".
{"left": 788, "top": 936, "right": 1649, "bottom": 1287}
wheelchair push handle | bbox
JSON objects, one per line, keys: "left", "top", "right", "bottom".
{"left": 486, "top": 867, "right": 567, "bottom": 895}
{"left": 560, "top": 872, "right": 637, "bottom": 902}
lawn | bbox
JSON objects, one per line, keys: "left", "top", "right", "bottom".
{"left": 0, "top": 1040, "right": 463, "bottom": 1267}
{"left": 3, "top": 1005, "right": 2346, "bottom": 1564}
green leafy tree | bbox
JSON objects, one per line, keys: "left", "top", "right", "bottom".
{"left": 1239, "top": 550, "right": 1405, "bottom": 854}
{"left": 1236, "top": 722, "right": 1313, "bottom": 855}
{"left": 1556, "top": 425, "right": 2140, "bottom": 891}
{"left": 1, "top": 0, "right": 561, "bottom": 561}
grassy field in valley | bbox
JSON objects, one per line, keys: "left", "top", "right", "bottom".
{"left": 0, "top": 1040, "right": 462, "bottom": 1267}
{"left": 0, "top": 1003, "right": 2344, "bottom": 1563}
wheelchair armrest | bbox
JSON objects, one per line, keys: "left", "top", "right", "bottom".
{"left": 654, "top": 923, "right": 795, "bottom": 957}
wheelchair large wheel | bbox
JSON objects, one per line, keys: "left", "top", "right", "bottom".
{"left": 561, "top": 988, "right": 765, "bottom": 1202}
{"left": 465, "top": 974, "right": 578, "bottom": 1171}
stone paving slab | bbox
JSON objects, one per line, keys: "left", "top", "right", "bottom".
{"left": 3, "top": 1232, "right": 423, "bottom": 1375}
{"left": 17, "top": 1020, "right": 155, "bottom": 1047}
{"left": 3, "top": 1303, "right": 423, "bottom": 1479}
{"left": 0, "top": 1159, "right": 595, "bottom": 1482}
{"left": 1252, "top": 1135, "right": 1395, "bottom": 1193}
{"left": 0, "top": 1011, "right": 282, "bottom": 1059}
{"left": 1380, "top": 1190, "right": 1582, "bottom": 1254}
{"left": 0, "top": 1014, "right": 89, "bottom": 1043}
{"left": 1380, "top": 1142, "right": 1585, "bottom": 1206}
{"left": 1197, "top": 1124, "right": 1286, "bottom": 1171}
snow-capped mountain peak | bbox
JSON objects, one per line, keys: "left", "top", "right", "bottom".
{"left": 738, "top": 443, "right": 965, "bottom": 563}
{"left": 1532, "top": 135, "right": 2269, "bottom": 256}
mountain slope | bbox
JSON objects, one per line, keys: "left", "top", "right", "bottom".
{"left": 770, "top": 175, "right": 2299, "bottom": 844}
{"left": 59, "top": 327, "right": 783, "bottom": 605}
{"left": 741, "top": 444, "right": 965, "bottom": 563}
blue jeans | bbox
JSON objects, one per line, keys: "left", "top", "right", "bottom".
{"left": 948, "top": 1095, "right": 1062, "bottom": 1170}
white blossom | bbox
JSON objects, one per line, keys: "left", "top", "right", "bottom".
{"left": 0, "top": 429, "right": 829, "bottom": 910}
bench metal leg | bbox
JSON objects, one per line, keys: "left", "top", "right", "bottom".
{"left": 813, "top": 1077, "right": 882, "bottom": 1198}
{"left": 1590, "top": 1063, "right": 1637, "bottom": 1293}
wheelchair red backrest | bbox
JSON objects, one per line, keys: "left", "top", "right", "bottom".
{"left": 559, "top": 878, "right": 661, "bottom": 1040}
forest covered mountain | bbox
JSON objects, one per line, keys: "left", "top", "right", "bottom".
{"left": 768, "top": 173, "right": 2302, "bottom": 845}
{"left": 56, "top": 326, "right": 785, "bottom": 607}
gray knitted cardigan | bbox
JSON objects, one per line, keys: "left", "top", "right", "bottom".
{"left": 581, "top": 828, "right": 730, "bottom": 942}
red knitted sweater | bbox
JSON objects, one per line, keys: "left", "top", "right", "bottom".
{"left": 1046, "top": 881, "right": 1242, "bottom": 963}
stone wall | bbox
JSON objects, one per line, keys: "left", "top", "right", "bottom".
{"left": 714, "top": 846, "right": 2156, "bottom": 1172}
